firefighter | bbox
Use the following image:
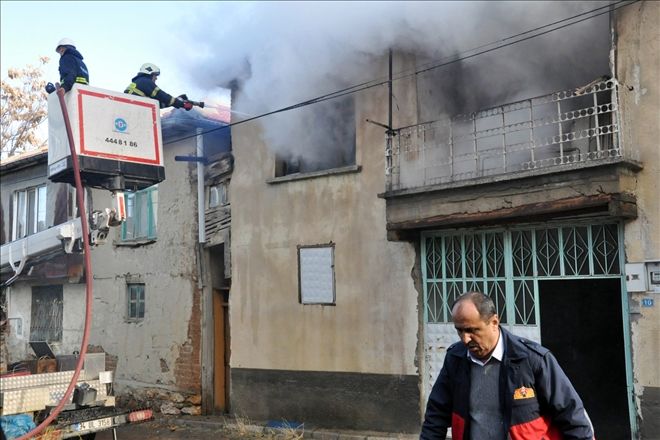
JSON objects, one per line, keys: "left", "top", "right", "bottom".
{"left": 55, "top": 38, "right": 89, "bottom": 92}
{"left": 125, "top": 63, "right": 192, "bottom": 110}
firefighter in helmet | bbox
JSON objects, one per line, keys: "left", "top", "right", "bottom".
{"left": 125, "top": 63, "right": 192, "bottom": 110}
{"left": 55, "top": 38, "right": 89, "bottom": 92}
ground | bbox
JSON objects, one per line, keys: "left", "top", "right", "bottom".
{"left": 93, "top": 415, "right": 417, "bottom": 440}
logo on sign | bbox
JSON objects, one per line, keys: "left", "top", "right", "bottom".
{"left": 114, "top": 118, "right": 128, "bottom": 132}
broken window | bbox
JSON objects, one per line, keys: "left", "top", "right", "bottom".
{"left": 30, "top": 285, "right": 63, "bottom": 342}
{"left": 12, "top": 184, "right": 47, "bottom": 240}
{"left": 275, "top": 96, "right": 356, "bottom": 177}
{"left": 127, "top": 283, "right": 145, "bottom": 321}
{"left": 298, "top": 245, "right": 335, "bottom": 305}
{"left": 121, "top": 186, "right": 158, "bottom": 241}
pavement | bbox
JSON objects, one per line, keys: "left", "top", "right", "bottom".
{"left": 96, "top": 414, "right": 421, "bottom": 440}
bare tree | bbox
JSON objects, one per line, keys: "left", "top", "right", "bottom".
{"left": 1, "top": 57, "right": 50, "bottom": 159}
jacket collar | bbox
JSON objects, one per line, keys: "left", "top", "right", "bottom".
{"left": 445, "top": 326, "right": 530, "bottom": 361}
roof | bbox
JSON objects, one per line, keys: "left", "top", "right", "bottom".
{"left": 0, "top": 145, "right": 48, "bottom": 172}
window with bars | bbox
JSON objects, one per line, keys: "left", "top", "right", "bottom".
{"left": 12, "top": 184, "right": 47, "bottom": 240}
{"left": 121, "top": 186, "right": 158, "bottom": 241}
{"left": 30, "top": 285, "right": 63, "bottom": 342}
{"left": 127, "top": 283, "right": 145, "bottom": 321}
{"left": 422, "top": 223, "right": 621, "bottom": 325}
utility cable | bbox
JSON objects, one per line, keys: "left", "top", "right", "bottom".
{"left": 165, "top": 0, "right": 637, "bottom": 145}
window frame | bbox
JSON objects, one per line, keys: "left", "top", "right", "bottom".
{"left": 12, "top": 184, "right": 47, "bottom": 240}
{"left": 126, "top": 282, "right": 146, "bottom": 322}
{"left": 120, "top": 186, "right": 158, "bottom": 242}
{"left": 298, "top": 243, "right": 336, "bottom": 305}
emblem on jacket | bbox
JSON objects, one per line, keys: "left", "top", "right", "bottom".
{"left": 513, "top": 386, "right": 536, "bottom": 399}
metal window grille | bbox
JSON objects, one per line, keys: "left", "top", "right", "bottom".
{"left": 30, "top": 285, "right": 63, "bottom": 342}
{"left": 422, "top": 222, "right": 621, "bottom": 325}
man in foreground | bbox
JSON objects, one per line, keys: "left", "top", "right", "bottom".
{"left": 420, "top": 291, "right": 594, "bottom": 440}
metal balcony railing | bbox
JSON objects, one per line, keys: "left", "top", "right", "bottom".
{"left": 386, "top": 77, "right": 633, "bottom": 192}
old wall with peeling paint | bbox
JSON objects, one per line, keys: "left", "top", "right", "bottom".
{"left": 616, "top": 1, "right": 660, "bottom": 436}
{"left": 2, "top": 138, "right": 202, "bottom": 396}
{"left": 230, "top": 57, "right": 419, "bottom": 376}
{"left": 88, "top": 139, "right": 201, "bottom": 392}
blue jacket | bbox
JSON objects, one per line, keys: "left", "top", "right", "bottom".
{"left": 58, "top": 46, "right": 89, "bottom": 92}
{"left": 124, "top": 73, "right": 183, "bottom": 109}
{"left": 421, "top": 327, "right": 595, "bottom": 440}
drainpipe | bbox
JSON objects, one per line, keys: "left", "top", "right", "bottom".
{"left": 197, "top": 128, "right": 205, "bottom": 244}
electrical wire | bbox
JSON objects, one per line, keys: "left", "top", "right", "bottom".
{"left": 165, "top": 0, "right": 637, "bottom": 144}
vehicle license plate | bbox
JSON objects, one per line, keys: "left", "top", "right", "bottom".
{"left": 75, "top": 417, "right": 113, "bottom": 431}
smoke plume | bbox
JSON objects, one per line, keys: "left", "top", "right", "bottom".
{"left": 178, "top": 1, "right": 611, "bottom": 172}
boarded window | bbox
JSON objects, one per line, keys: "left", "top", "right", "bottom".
{"left": 298, "top": 245, "right": 335, "bottom": 304}
{"left": 127, "top": 283, "right": 145, "bottom": 321}
{"left": 30, "top": 285, "right": 63, "bottom": 342}
{"left": 121, "top": 186, "right": 158, "bottom": 241}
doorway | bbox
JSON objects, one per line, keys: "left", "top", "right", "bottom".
{"left": 539, "top": 278, "right": 630, "bottom": 439}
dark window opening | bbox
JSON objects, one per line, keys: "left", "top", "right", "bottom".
{"left": 275, "top": 96, "right": 356, "bottom": 177}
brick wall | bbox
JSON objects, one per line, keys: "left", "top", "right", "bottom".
{"left": 173, "top": 282, "right": 202, "bottom": 392}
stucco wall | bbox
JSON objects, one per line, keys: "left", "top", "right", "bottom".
{"left": 616, "top": 1, "right": 660, "bottom": 436}
{"left": 230, "top": 60, "right": 418, "bottom": 376}
{"left": 88, "top": 139, "right": 202, "bottom": 391}
{"left": 3, "top": 139, "right": 202, "bottom": 395}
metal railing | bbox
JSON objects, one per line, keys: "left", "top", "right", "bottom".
{"left": 386, "top": 77, "right": 632, "bottom": 192}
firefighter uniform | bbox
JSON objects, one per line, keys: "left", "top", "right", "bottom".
{"left": 125, "top": 73, "right": 183, "bottom": 109}
{"left": 58, "top": 46, "right": 89, "bottom": 92}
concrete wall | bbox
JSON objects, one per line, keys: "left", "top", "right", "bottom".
{"left": 616, "top": 2, "right": 660, "bottom": 437}
{"left": 230, "top": 55, "right": 420, "bottom": 430}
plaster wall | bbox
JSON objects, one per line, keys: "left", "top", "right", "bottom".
{"left": 230, "top": 57, "right": 418, "bottom": 376}
{"left": 616, "top": 2, "right": 660, "bottom": 436}
{"left": 87, "top": 139, "right": 201, "bottom": 390}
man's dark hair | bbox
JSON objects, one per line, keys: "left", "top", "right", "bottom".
{"left": 451, "top": 291, "right": 497, "bottom": 321}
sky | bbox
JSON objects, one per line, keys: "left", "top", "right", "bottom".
{"left": 0, "top": 1, "right": 231, "bottom": 106}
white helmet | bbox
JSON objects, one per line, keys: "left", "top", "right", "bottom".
{"left": 56, "top": 38, "right": 75, "bottom": 51}
{"left": 139, "top": 63, "right": 160, "bottom": 76}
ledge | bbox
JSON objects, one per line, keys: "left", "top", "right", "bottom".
{"left": 380, "top": 156, "right": 642, "bottom": 199}
{"left": 114, "top": 238, "right": 157, "bottom": 248}
{"left": 266, "top": 164, "right": 361, "bottom": 184}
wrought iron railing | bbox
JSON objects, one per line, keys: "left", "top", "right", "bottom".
{"left": 386, "top": 77, "right": 633, "bottom": 192}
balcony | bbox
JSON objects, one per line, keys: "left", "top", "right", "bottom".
{"left": 385, "top": 77, "right": 637, "bottom": 194}
{"left": 381, "top": 77, "right": 642, "bottom": 237}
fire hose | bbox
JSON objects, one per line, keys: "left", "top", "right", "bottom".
{"left": 16, "top": 84, "right": 95, "bottom": 440}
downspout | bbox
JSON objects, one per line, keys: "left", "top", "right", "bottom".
{"left": 194, "top": 127, "right": 213, "bottom": 413}
{"left": 197, "top": 128, "right": 206, "bottom": 245}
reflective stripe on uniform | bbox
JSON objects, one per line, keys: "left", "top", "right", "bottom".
{"left": 75, "top": 77, "right": 88, "bottom": 84}
{"left": 151, "top": 87, "right": 160, "bottom": 98}
{"left": 125, "top": 83, "right": 146, "bottom": 96}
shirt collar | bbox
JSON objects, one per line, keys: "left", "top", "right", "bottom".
{"left": 467, "top": 328, "right": 503, "bottom": 366}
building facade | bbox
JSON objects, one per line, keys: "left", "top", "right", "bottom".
{"left": 229, "top": 2, "right": 658, "bottom": 437}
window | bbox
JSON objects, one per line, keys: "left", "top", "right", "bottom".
{"left": 127, "top": 283, "right": 145, "bottom": 321}
{"left": 12, "top": 184, "right": 47, "bottom": 240}
{"left": 121, "top": 186, "right": 158, "bottom": 241}
{"left": 298, "top": 245, "right": 335, "bottom": 304}
{"left": 208, "top": 181, "right": 229, "bottom": 208}
{"left": 30, "top": 285, "right": 63, "bottom": 342}
{"left": 275, "top": 97, "right": 356, "bottom": 177}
